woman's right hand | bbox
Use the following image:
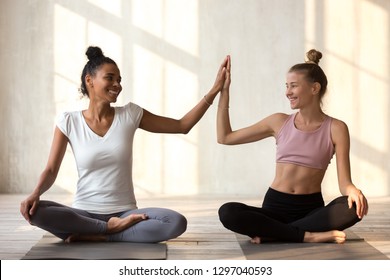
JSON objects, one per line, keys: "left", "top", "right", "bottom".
{"left": 222, "top": 55, "right": 231, "bottom": 92}
{"left": 211, "top": 56, "right": 230, "bottom": 93}
{"left": 20, "top": 193, "right": 40, "bottom": 224}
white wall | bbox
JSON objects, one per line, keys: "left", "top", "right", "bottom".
{"left": 0, "top": 0, "right": 389, "bottom": 197}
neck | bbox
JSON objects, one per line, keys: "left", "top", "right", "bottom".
{"left": 297, "top": 106, "right": 324, "bottom": 124}
{"left": 85, "top": 100, "right": 113, "bottom": 121}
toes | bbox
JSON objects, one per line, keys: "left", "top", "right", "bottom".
{"left": 250, "top": 236, "right": 261, "bottom": 244}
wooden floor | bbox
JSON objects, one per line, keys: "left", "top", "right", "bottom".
{"left": 1, "top": 193, "right": 390, "bottom": 260}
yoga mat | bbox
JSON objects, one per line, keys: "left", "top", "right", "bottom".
{"left": 236, "top": 230, "right": 388, "bottom": 260}
{"left": 22, "top": 234, "right": 167, "bottom": 260}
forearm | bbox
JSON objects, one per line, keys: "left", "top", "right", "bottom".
{"left": 217, "top": 89, "right": 232, "bottom": 144}
{"left": 338, "top": 180, "right": 360, "bottom": 196}
{"left": 32, "top": 168, "right": 57, "bottom": 196}
{"left": 178, "top": 89, "right": 219, "bottom": 134}
{"left": 142, "top": 89, "right": 219, "bottom": 134}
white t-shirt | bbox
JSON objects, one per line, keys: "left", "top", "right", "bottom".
{"left": 56, "top": 102, "right": 143, "bottom": 214}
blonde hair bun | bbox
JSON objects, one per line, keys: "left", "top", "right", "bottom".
{"left": 306, "top": 49, "right": 322, "bottom": 65}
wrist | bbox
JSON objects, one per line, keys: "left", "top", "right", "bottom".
{"left": 204, "top": 91, "right": 219, "bottom": 104}
{"left": 32, "top": 187, "right": 43, "bottom": 197}
{"left": 208, "top": 86, "right": 220, "bottom": 97}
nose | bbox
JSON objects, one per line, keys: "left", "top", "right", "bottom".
{"left": 285, "top": 87, "right": 291, "bottom": 97}
{"left": 113, "top": 80, "right": 121, "bottom": 88}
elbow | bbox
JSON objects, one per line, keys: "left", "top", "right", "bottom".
{"left": 177, "top": 119, "right": 193, "bottom": 135}
{"left": 181, "top": 126, "right": 191, "bottom": 135}
{"left": 217, "top": 136, "right": 229, "bottom": 145}
{"left": 42, "top": 167, "right": 59, "bottom": 180}
{"left": 218, "top": 135, "right": 238, "bottom": 145}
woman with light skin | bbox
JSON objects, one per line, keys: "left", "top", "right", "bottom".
{"left": 20, "top": 46, "right": 229, "bottom": 243}
{"left": 217, "top": 50, "right": 368, "bottom": 244}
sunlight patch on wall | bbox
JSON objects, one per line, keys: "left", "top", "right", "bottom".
{"left": 132, "top": 45, "right": 164, "bottom": 194}
{"left": 131, "top": 44, "right": 200, "bottom": 195}
{"left": 320, "top": 0, "right": 389, "bottom": 153}
{"left": 132, "top": 0, "right": 163, "bottom": 38}
{"left": 163, "top": 0, "right": 199, "bottom": 56}
{"left": 88, "top": 0, "right": 122, "bottom": 17}
{"left": 53, "top": 4, "right": 87, "bottom": 194}
{"left": 359, "top": 0, "right": 388, "bottom": 78}
{"left": 355, "top": 0, "right": 388, "bottom": 154}
{"left": 324, "top": 0, "right": 356, "bottom": 61}
{"left": 304, "top": 0, "right": 316, "bottom": 45}
{"left": 130, "top": 0, "right": 200, "bottom": 195}
{"left": 352, "top": 154, "right": 388, "bottom": 196}
{"left": 163, "top": 61, "right": 199, "bottom": 194}
{"left": 305, "top": 0, "right": 389, "bottom": 196}
{"left": 54, "top": 4, "right": 85, "bottom": 86}
{"left": 132, "top": 0, "right": 199, "bottom": 56}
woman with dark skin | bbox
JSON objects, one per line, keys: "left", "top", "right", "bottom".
{"left": 217, "top": 50, "right": 368, "bottom": 244}
{"left": 20, "top": 46, "right": 229, "bottom": 243}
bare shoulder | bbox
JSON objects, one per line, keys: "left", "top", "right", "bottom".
{"left": 331, "top": 117, "right": 349, "bottom": 133}
{"left": 330, "top": 117, "right": 350, "bottom": 143}
{"left": 266, "top": 112, "right": 290, "bottom": 133}
{"left": 270, "top": 112, "right": 289, "bottom": 122}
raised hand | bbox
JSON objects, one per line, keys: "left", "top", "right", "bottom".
{"left": 222, "top": 55, "right": 231, "bottom": 91}
{"left": 211, "top": 56, "right": 230, "bottom": 93}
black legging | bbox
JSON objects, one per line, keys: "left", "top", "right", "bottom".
{"left": 218, "top": 187, "right": 361, "bottom": 242}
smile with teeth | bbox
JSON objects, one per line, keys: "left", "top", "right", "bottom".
{"left": 288, "top": 97, "right": 297, "bottom": 102}
{"left": 109, "top": 90, "right": 119, "bottom": 96}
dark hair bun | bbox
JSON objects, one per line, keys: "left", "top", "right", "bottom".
{"left": 86, "top": 46, "right": 104, "bottom": 61}
{"left": 306, "top": 49, "right": 322, "bottom": 65}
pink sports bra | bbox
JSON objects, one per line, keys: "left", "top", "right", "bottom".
{"left": 276, "top": 113, "right": 335, "bottom": 170}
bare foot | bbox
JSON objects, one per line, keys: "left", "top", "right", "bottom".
{"left": 64, "top": 214, "right": 147, "bottom": 243}
{"left": 107, "top": 213, "right": 148, "bottom": 234}
{"left": 65, "top": 234, "right": 107, "bottom": 243}
{"left": 304, "top": 230, "right": 346, "bottom": 244}
{"left": 250, "top": 236, "right": 261, "bottom": 244}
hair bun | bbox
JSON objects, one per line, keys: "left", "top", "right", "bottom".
{"left": 306, "top": 49, "right": 322, "bottom": 65}
{"left": 86, "top": 46, "right": 104, "bottom": 61}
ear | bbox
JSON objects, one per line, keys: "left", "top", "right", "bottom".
{"left": 85, "top": 74, "right": 93, "bottom": 88}
{"left": 312, "top": 82, "right": 321, "bottom": 96}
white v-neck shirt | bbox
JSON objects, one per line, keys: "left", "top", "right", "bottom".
{"left": 56, "top": 102, "right": 143, "bottom": 214}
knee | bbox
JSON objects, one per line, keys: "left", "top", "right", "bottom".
{"left": 29, "top": 200, "right": 51, "bottom": 225}
{"left": 161, "top": 210, "right": 187, "bottom": 240}
{"left": 339, "top": 196, "right": 360, "bottom": 218}
{"left": 333, "top": 196, "right": 362, "bottom": 228}
{"left": 171, "top": 212, "right": 187, "bottom": 237}
{"left": 346, "top": 202, "right": 362, "bottom": 225}
{"left": 218, "top": 202, "right": 243, "bottom": 229}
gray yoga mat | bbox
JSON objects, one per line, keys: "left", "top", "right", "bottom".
{"left": 236, "top": 230, "right": 388, "bottom": 260}
{"left": 22, "top": 234, "right": 167, "bottom": 260}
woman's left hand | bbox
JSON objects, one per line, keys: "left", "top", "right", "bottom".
{"left": 348, "top": 188, "right": 369, "bottom": 219}
{"left": 211, "top": 56, "right": 229, "bottom": 93}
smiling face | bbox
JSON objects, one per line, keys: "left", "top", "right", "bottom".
{"left": 86, "top": 63, "right": 122, "bottom": 103}
{"left": 285, "top": 71, "right": 320, "bottom": 110}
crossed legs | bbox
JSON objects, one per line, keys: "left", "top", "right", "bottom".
{"left": 218, "top": 189, "right": 361, "bottom": 243}
{"left": 30, "top": 200, "right": 187, "bottom": 243}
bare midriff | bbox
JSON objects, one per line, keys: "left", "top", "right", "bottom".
{"left": 271, "top": 162, "right": 326, "bottom": 194}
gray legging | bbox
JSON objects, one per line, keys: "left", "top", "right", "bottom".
{"left": 30, "top": 200, "right": 187, "bottom": 243}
